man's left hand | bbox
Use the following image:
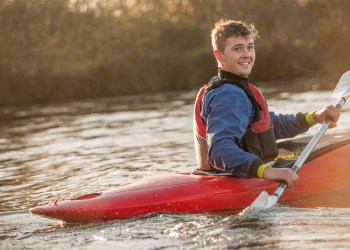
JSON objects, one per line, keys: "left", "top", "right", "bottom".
{"left": 313, "top": 105, "right": 340, "bottom": 128}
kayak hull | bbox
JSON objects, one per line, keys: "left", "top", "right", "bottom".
{"left": 30, "top": 137, "right": 350, "bottom": 223}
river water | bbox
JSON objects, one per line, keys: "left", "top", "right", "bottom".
{"left": 1, "top": 84, "right": 350, "bottom": 249}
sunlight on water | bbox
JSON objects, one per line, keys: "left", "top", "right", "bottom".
{"left": 1, "top": 88, "right": 350, "bottom": 249}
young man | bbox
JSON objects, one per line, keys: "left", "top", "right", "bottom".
{"left": 193, "top": 19, "right": 340, "bottom": 188}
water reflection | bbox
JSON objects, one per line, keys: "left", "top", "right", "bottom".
{"left": 1, "top": 88, "right": 350, "bottom": 214}
{"left": 0, "top": 92, "right": 196, "bottom": 212}
{"left": 1, "top": 87, "right": 350, "bottom": 249}
{"left": 0, "top": 87, "right": 350, "bottom": 211}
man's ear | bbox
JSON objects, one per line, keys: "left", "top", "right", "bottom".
{"left": 214, "top": 50, "right": 224, "bottom": 62}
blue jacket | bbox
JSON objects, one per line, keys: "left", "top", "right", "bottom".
{"left": 201, "top": 83, "right": 308, "bottom": 177}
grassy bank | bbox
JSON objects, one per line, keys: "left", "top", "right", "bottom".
{"left": 1, "top": 0, "right": 350, "bottom": 107}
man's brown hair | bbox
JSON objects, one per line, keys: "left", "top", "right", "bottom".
{"left": 211, "top": 19, "right": 259, "bottom": 53}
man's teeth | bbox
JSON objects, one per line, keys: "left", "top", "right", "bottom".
{"left": 240, "top": 62, "right": 249, "bottom": 65}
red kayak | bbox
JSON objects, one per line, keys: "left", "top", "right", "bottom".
{"left": 30, "top": 133, "right": 350, "bottom": 223}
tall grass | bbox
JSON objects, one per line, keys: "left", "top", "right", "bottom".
{"left": 1, "top": 0, "right": 350, "bottom": 107}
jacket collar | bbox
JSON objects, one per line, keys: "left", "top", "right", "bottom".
{"left": 218, "top": 69, "right": 249, "bottom": 85}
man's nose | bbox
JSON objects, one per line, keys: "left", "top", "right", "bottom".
{"left": 242, "top": 48, "right": 250, "bottom": 57}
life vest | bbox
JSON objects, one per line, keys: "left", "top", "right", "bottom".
{"left": 193, "top": 72, "right": 279, "bottom": 170}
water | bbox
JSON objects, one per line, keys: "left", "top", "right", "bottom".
{"left": 1, "top": 87, "right": 350, "bottom": 249}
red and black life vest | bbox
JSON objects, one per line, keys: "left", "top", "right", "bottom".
{"left": 193, "top": 71, "right": 279, "bottom": 170}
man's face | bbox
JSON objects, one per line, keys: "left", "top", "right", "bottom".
{"left": 215, "top": 35, "right": 255, "bottom": 78}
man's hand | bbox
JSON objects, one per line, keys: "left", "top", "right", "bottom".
{"left": 263, "top": 167, "right": 299, "bottom": 188}
{"left": 313, "top": 105, "right": 340, "bottom": 128}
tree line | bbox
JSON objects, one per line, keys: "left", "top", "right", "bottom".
{"left": 1, "top": 0, "right": 350, "bottom": 107}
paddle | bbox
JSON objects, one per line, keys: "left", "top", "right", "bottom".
{"left": 250, "top": 70, "right": 350, "bottom": 209}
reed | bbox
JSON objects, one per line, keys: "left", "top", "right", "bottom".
{"left": 1, "top": 0, "right": 350, "bottom": 107}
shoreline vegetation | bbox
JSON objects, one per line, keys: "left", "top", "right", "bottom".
{"left": 1, "top": 0, "right": 350, "bottom": 108}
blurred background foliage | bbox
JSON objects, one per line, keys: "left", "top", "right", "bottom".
{"left": 1, "top": 0, "right": 350, "bottom": 107}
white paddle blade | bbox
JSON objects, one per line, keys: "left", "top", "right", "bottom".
{"left": 250, "top": 191, "right": 278, "bottom": 209}
{"left": 332, "top": 71, "right": 350, "bottom": 99}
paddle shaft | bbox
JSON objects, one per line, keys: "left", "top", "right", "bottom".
{"left": 272, "top": 97, "right": 348, "bottom": 199}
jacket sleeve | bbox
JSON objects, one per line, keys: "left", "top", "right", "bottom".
{"left": 202, "top": 85, "right": 263, "bottom": 178}
{"left": 270, "top": 112, "right": 309, "bottom": 139}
